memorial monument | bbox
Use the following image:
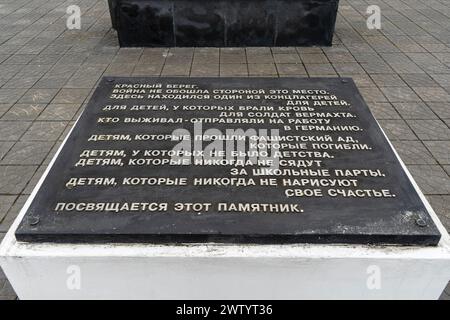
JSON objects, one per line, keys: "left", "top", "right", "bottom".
{"left": 108, "top": 0, "right": 340, "bottom": 46}
{"left": 1, "top": 77, "right": 449, "bottom": 299}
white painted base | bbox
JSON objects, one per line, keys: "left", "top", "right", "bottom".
{"left": 1, "top": 120, "right": 450, "bottom": 300}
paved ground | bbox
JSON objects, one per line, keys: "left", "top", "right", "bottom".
{"left": 0, "top": 0, "right": 449, "bottom": 300}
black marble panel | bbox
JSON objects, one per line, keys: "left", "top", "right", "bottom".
{"left": 108, "top": 0, "right": 118, "bottom": 29}
{"left": 276, "top": 0, "right": 338, "bottom": 46}
{"left": 174, "top": 1, "right": 226, "bottom": 47}
{"left": 117, "top": 0, "right": 175, "bottom": 47}
{"left": 111, "top": 0, "right": 339, "bottom": 47}
{"left": 226, "top": 0, "right": 277, "bottom": 46}
{"left": 15, "top": 77, "right": 441, "bottom": 245}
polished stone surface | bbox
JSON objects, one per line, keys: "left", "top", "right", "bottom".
{"left": 112, "top": 0, "right": 339, "bottom": 47}
{"left": 15, "top": 77, "right": 441, "bottom": 245}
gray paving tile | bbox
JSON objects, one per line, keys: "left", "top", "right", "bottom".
{"left": 104, "top": 63, "right": 135, "bottom": 76}
{"left": 440, "top": 285, "right": 450, "bottom": 300}
{"left": 0, "top": 195, "right": 16, "bottom": 222}
{"left": 365, "top": 35, "right": 399, "bottom": 53}
{"left": 43, "top": 141, "right": 62, "bottom": 165}
{"left": 370, "top": 74, "right": 407, "bottom": 87}
{"left": 246, "top": 47, "right": 271, "bottom": 55}
{"left": 0, "top": 142, "right": 14, "bottom": 161}
{"left": 51, "top": 88, "right": 90, "bottom": 104}
{"left": 0, "top": 278, "right": 15, "bottom": 297}
{"left": 64, "top": 65, "right": 106, "bottom": 88}
{"left": 386, "top": 35, "right": 425, "bottom": 53}
{"left": 84, "top": 54, "right": 114, "bottom": 65}
{"left": 381, "top": 53, "right": 424, "bottom": 73}
{"left": 412, "top": 87, "right": 450, "bottom": 102}
{"left": 433, "top": 52, "right": 450, "bottom": 65}
{"left": 406, "top": 52, "right": 450, "bottom": 74}
{"left": 430, "top": 74, "right": 450, "bottom": 87}
{"left": 344, "top": 74, "right": 374, "bottom": 87}
{"left": 392, "top": 140, "right": 437, "bottom": 165}
{"left": 367, "top": 102, "right": 401, "bottom": 120}
{"left": 59, "top": 121, "right": 76, "bottom": 141}
{"left": 378, "top": 119, "right": 417, "bottom": 140}
{"left": 246, "top": 54, "right": 274, "bottom": 64}
{"left": 1, "top": 141, "right": 53, "bottom": 165}
{"left": 400, "top": 73, "right": 439, "bottom": 87}
{"left": 3, "top": 54, "right": 35, "bottom": 65}
{"left": 358, "top": 87, "right": 388, "bottom": 102}
{"left": 32, "top": 77, "right": 67, "bottom": 89}
{"left": 169, "top": 47, "right": 194, "bottom": 56}
{"left": 248, "top": 63, "right": 277, "bottom": 76}
{"left": 23, "top": 165, "right": 46, "bottom": 195}
{"left": 189, "top": 64, "right": 219, "bottom": 77}
{"left": 300, "top": 53, "right": 328, "bottom": 64}
{"left": 423, "top": 141, "right": 450, "bottom": 165}
{"left": 407, "top": 120, "right": 450, "bottom": 140}
{"left": 444, "top": 165, "right": 450, "bottom": 177}
{"left": 20, "top": 121, "right": 67, "bottom": 141}
{"left": 37, "top": 104, "right": 81, "bottom": 121}
{"left": 272, "top": 47, "right": 297, "bottom": 54}
{"left": 31, "top": 54, "right": 63, "bottom": 65}
{"left": 408, "top": 165, "right": 450, "bottom": 194}
{"left": 427, "top": 102, "right": 450, "bottom": 119}
{"left": 161, "top": 63, "right": 191, "bottom": 76}
{"left": 0, "top": 104, "right": 12, "bottom": 118}
{"left": 112, "top": 48, "right": 142, "bottom": 64}
{"left": 137, "top": 54, "right": 166, "bottom": 65}
{"left": 1, "top": 104, "right": 46, "bottom": 120}
{"left": 142, "top": 48, "right": 168, "bottom": 55}
{"left": 17, "top": 89, "right": 59, "bottom": 104}
{"left": 393, "top": 102, "right": 438, "bottom": 119}
{"left": 273, "top": 53, "right": 301, "bottom": 64}
{"left": 325, "top": 52, "right": 356, "bottom": 63}
{"left": 0, "top": 54, "right": 11, "bottom": 64}
{"left": 0, "top": 121, "right": 31, "bottom": 141}
{"left": 0, "top": 265, "right": 5, "bottom": 280}
{"left": 379, "top": 87, "right": 421, "bottom": 102}
{"left": 304, "top": 63, "right": 336, "bottom": 75}
{"left": 333, "top": 62, "right": 366, "bottom": 74}
{"left": 299, "top": 44, "right": 328, "bottom": 52}
{"left": 276, "top": 63, "right": 307, "bottom": 76}
{"left": 0, "top": 89, "right": 27, "bottom": 104}
{"left": 220, "top": 64, "right": 248, "bottom": 77}
{"left": 0, "top": 166, "right": 37, "bottom": 194}
{"left": 427, "top": 195, "right": 450, "bottom": 231}
{"left": 165, "top": 54, "right": 192, "bottom": 66}
{"left": 221, "top": 53, "right": 247, "bottom": 64}
{"left": 0, "top": 195, "right": 27, "bottom": 233}
{"left": 132, "top": 64, "right": 163, "bottom": 76}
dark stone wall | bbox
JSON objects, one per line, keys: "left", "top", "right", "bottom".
{"left": 110, "top": 0, "right": 339, "bottom": 47}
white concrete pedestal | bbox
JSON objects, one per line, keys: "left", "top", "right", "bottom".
{"left": 1, "top": 200, "right": 449, "bottom": 299}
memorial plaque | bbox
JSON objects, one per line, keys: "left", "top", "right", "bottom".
{"left": 16, "top": 77, "right": 441, "bottom": 245}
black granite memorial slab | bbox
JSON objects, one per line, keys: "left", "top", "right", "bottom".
{"left": 16, "top": 77, "right": 441, "bottom": 245}
{"left": 111, "top": 0, "right": 339, "bottom": 47}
